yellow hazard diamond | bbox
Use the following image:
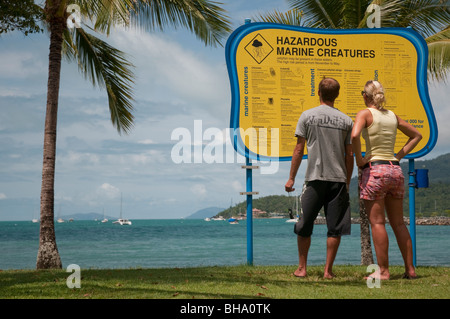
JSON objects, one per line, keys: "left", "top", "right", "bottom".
{"left": 244, "top": 34, "right": 273, "bottom": 64}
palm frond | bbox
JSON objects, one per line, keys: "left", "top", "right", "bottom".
{"left": 384, "top": 0, "right": 450, "bottom": 38}
{"left": 288, "top": 0, "right": 345, "bottom": 28}
{"left": 127, "top": 0, "right": 232, "bottom": 47}
{"left": 340, "top": 0, "right": 370, "bottom": 28}
{"left": 252, "top": 9, "right": 306, "bottom": 26}
{"left": 63, "top": 27, "right": 135, "bottom": 134}
{"left": 70, "top": 0, "right": 135, "bottom": 34}
{"left": 426, "top": 26, "right": 450, "bottom": 82}
{"left": 357, "top": 0, "right": 403, "bottom": 28}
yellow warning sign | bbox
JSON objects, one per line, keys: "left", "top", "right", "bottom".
{"left": 226, "top": 24, "right": 437, "bottom": 160}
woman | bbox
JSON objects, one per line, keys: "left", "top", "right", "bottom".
{"left": 351, "top": 80, "right": 422, "bottom": 280}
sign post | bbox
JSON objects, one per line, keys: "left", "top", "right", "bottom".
{"left": 409, "top": 159, "right": 417, "bottom": 266}
{"left": 226, "top": 21, "right": 437, "bottom": 266}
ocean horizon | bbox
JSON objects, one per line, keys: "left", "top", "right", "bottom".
{"left": 1, "top": 219, "right": 449, "bottom": 270}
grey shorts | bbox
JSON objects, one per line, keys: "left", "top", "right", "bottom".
{"left": 294, "top": 181, "right": 351, "bottom": 238}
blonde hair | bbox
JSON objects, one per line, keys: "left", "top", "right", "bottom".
{"left": 364, "top": 80, "right": 386, "bottom": 109}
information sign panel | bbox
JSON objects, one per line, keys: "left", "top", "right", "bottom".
{"left": 225, "top": 23, "right": 438, "bottom": 161}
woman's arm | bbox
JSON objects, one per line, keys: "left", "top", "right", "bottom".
{"left": 351, "top": 109, "right": 371, "bottom": 168}
{"left": 395, "top": 115, "right": 423, "bottom": 160}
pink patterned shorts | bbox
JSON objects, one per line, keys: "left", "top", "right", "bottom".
{"left": 360, "top": 165, "right": 405, "bottom": 200}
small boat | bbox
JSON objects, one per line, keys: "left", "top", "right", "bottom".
{"left": 32, "top": 210, "right": 39, "bottom": 223}
{"left": 101, "top": 209, "right": 108, "bottom": 223}
{"left": 228, "top": 217, "right": 238, "bottom": 224}
{"left": 56, "top": 205, "right": 64, "bottom": 223}
{"left": 113, "top": 218, "right": 132, "bottom": 225}
{"left": 113, "top": 194, "right": 131, "bottom": 225}
{"left": 286, "top": 208, "right": 299, "bottom": 223}
{"left": 211, "top": 216, "right": 225, "bottom": 221}
{"left": 204, "top": 217, "right": 211, "bottom": 221}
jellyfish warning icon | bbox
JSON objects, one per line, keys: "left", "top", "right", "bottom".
{"left": 244, "top": 34, "right": 273, "bottom": 64}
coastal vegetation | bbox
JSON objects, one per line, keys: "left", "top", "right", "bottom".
{"left": 217, "top": 153, "right": 450, "bottom": 219}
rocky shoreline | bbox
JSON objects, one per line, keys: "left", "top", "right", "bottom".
{"left": 313, "top": 216, "right": 450, "bottom": 225}
{"left": 402, "top": 216, "right": 450, "bottom": 225}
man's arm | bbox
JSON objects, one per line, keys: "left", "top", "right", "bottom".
{"left": 285, "top": 136, "right": 306, "bottom": 192}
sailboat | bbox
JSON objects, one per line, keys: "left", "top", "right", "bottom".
{"left": 56, "top": 205, "right": 64, "bottom": 223}
{"left": 32, "top": 209, "right": 39, "bottom": 223}
{"left": 286, "top": 192, "right": 300, "bottom": 223}
{"left": 101, "top": 209, "right": 108, "bottom": 223}
{"left": 285, "top": 208, "right": 298, "bottom": 223}
{"left": 113, "top": 194, "right": 131, "bottom": 225}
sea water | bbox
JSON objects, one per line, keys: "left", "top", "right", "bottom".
{"left": 1, "top": 219, "right": 449, "bottom": 270}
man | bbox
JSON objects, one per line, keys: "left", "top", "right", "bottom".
{"left": 285, "top": 77, "right": 354, "bottom": 279}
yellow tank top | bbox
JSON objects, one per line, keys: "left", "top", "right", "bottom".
{"left": 362, "top": 108, "right": 398, "bottom": 162}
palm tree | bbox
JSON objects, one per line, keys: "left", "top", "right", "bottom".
{"left": 254, "top": 0, "right": 449, "bottom": 265}
{"left": 36, "top": 0, "right": 231, "bottom": 269}
{"left": 277, "top": 0, "right": 450, "bottom": 81}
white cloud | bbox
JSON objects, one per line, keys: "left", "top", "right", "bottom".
{"left": 427, "top": 79, "right": 450, "bottom": 158}
{"left": 64, "top": 151, "right": 100, "bottom": 165}
{"left": 110, "top": 28, "right": 229, "bottom": 116}
{"left": 138, "top": 139, "right": 155, "bottom": 145}
{"left": 232, "top": 180, "right": 242, "bottom": 192}
{"left": 191, "top": 184, "right": 207, "bottom": 196}
{"left": 98, "top": 183, "right": 121, "bottom": 199}
{"left": 0, "top": 52, "right": 46, "bottom": 79}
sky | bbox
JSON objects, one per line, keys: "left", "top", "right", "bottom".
{"left": 0, "top": 1, "right": 448, "bottom": 221}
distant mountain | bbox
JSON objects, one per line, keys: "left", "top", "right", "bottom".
{"left": 185, "top": 207, "right": 225, "bottom": 219}
{"left": 59, "top": 212, "right": 115, "bottom": 221}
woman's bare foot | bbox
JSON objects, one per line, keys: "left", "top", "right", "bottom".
{"left": 364, "top": 270, "right": 390, "bottom": 281}
{"left": 402, "top": 272, "right": 417, "bottom": 279}
{"left": 323, "top": 272, "right": 336, "bottom": 279}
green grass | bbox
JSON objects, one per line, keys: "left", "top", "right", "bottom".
{"left": 0, "top": 265, "right": 448, "bottom": 299}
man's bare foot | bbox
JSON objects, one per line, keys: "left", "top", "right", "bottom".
{"left": 293, "top": 267, "right": 307, "bottom": 278}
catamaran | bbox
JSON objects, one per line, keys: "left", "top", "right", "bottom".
{"left": 113, "top": 194, "right": 132, "bottom": 225}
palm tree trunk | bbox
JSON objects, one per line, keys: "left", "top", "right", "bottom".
{"left": 36, "top": 0, "right": 65, "bottom": 269}
{"left": 359, "top": 167, "right": 374, "bottom": 265}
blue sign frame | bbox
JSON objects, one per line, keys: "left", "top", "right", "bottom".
{"left": 225, "top": 22, "right": 438, "bottom": 161}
